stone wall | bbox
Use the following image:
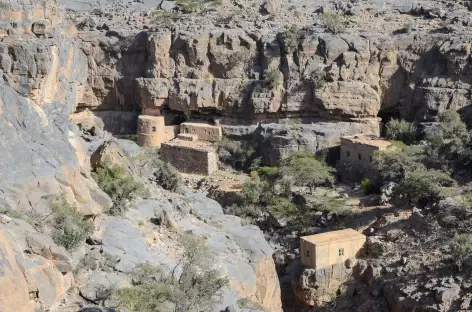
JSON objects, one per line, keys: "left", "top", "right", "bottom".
{"left": 160, "top": 140, "right": 218, "bottom": 175}
{"left": 340, "top": 137, "right": 391, "bottom": 167}
{"left": 180, "top": 122, "right": 222, "bottom": 142}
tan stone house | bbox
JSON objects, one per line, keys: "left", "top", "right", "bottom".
{"left": 300, "top": 229, "right": 366, "bottom": 269}
{"left": 340, "top": 134, "right": 392, "bottom": 166}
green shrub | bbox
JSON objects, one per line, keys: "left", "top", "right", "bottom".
{"left": 257, "top": 166, "right": 279, "bottom": 188}
{"left": 385, "top": 119, "right": 417, "bottom": 145}
{"left": 225, "top": 204, "right": 262, "bottom": 219}
{"left": 392, "top": 169, "right": 455, "bottom": 207}
{"left": 116, "top": 234, "right": 228, "bottom": 312}
{"left": 280, "top": 152, "right": 335, "bottom": 190}
{"left": 51, "top": 200, "right": 93, "bottom": 251}
{"left": 265, "top": 67, "right": 283, "bottom": 89}
{"left": 92, "top": 165, "right": 148, "bottom": 215}
{"left": 313, "top": 197, "right": 348, "bottom": 215}
{"left": 124, "top": 134, "right": 138, "bottom": 142}
{"left": 153, "top": 161, "right": 181, "bottom": 191}
{"left": 269, "top": 197, "right": 297, "bottom": 217}
{"left": 425, "top": 110, "right": 470, "bottom": 168}
{"left": 372, "top": 147, "right": 425, "bottom": 184}
{"left": 452, "top": 234, "right": 472, "bottom": 270}
{"left": 239, "top": 178, "right": 271, "bottom": 206}
{"left": 322, "top": 12, "right": 344, "bottom": 34}
{"left": 281, "top": 26, "right": 299, "bottom": 54}
{"left": 218, "top": 138, "right": 261, "bottom": 172}
{"left": 360, "top": 178, "right": 374, "bottom": 194}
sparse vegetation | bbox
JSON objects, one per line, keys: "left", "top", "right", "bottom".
{"left": 425, "top": 110, "right": 470, "bottom": 169}
{"left": 124, "top": 134, "right": 138, "bottom": 142}
{"left": 116, "top": 234, "right": 228, "bottom": 312}
{"left": 152, "top": 161, "right": 182, "bottom": 191}
{"left": 281, "top": 25, "right": 300, "bottom": 54}
{"left": 360, "top": 178, "right": 374, "bottom": 194}
{"left": 452, "top": 234, "right": 472, "bottom": 270}
{"left": 279, "top": 152, "right": 335, "bottom": 190}
{"left": 92, "top": 165, "right": 148, "bottom": 215}
{"left": 322, "top": 12, "right": 344, "bottom": 34}
{"left": 218, "top": 138, "right": 261, "bottom": 172}
{"left": 269, "top": 196, "right": 297, "bottom": 217}
{"left": 239, "top": 177, "right": 271, "bottom": 206}
{"left": 173, "top": 0, "right": 222, "bottom": 13}
{"left": 392, "top": 169, "right": 456, "bottom": 207}
{"left": 265, "top": 67, "right": 283, "bottom": 89}
{"left": 51, "top": 200, "right": 93, "bottom": 251}
{"left": 385, "top": 119, "right": 417, "bottom": 145}
{"left": 372, "top": 145, "right": 425, "bottom": 184}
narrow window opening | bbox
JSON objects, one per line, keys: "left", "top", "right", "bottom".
{"left": 152, "top": 126, "right": 156, "bottom": 132}
{"left": 358, "top": 153, "right": 362, "bottom": 160}
{"left": 346, "top": 151, "right": 350, "bottom": 157}
{"left": 306, "top": 249, "right": 310, "bottom": 258}
{"left": 338, "top": 248, "right": 344, "bottom": 256}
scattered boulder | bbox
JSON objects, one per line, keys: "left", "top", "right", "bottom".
{"left": 366, "top": 236, "right": 390, "bottom": 258}
{"left": 91, "top": 140, "right": 137, "bottom": 174}
{"left": 380, "top": 182, "right": 397, "bottom": 204}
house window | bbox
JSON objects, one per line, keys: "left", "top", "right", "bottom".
{"left": 338, "top": 248, "right": 344, "bottom": 256}
{"left": 370, "top": 156, "right": 373, "bottom": 162}
{"left": 346, "top": 151, "right": 350, "bottom": 157}
{"left": 358, "top": 153, "right": 362, "bottom": 160}
{"left": 305, "top": 249, "right": 310, "bottom": 258}
{"left": 152, "top": 126, "right": 156, "bottom": 132}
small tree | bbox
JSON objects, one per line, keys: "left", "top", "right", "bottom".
{"left": 372, "top": 146, "right": 425, "bottom": 184}
{"left": 425, "top": 110, "right": 470, "bottom": 168}
{"left": 281, "top": 26, "right": 300, "bottom": 54}
{"left": 280, "top": 152, "right": 335, "bottom": 190}
{"left": 92, "top": 165, "right": 148, "bottom": 215}
{"left": 265, "top": 67, "right": 283, "bottom": 89}
{"left": 385, "top": 119, "right": 417, "bottom": 145}
{"left": 218, "top": 138, "right": 260, "bottom": 172}
{"left": 239, "top": 178, "right": 271, "bottom": 206}
{"left": 392, "top": 169, "right": 455, "bottom": 207}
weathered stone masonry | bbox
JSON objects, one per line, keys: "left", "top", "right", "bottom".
{"left": 160, "top": 139, "right": 218, "bottom": 175}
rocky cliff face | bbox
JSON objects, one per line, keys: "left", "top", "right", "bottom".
{"left": 0, "top": 0, "right": 111, "bottom": 214}
{"left": 61, "top": 0, "right": 472, "bottom": 163}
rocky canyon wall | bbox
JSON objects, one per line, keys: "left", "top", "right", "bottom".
{"left": 0, "top": 0, "right": 111, "bottom": 215}
{"left": 72, "top": 16, "right": 472, "bottom": 163}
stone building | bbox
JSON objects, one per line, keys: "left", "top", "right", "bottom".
{"left": 137, "top": 115, "right": 179, "bottom": 147}
{"left": 180, "top": 122, "right": 222, "bottom": 142}
{"left": 340, "top": 134, "right": 392, "bottom": 166}
{"left": 300, "top": 229, "right": 366, "bottom": 269}
{"left": 137, "top": 115, "right": 165, "bottom": 147}
{"left": 160, "top": 138, "right": 218, "bottom": 175}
